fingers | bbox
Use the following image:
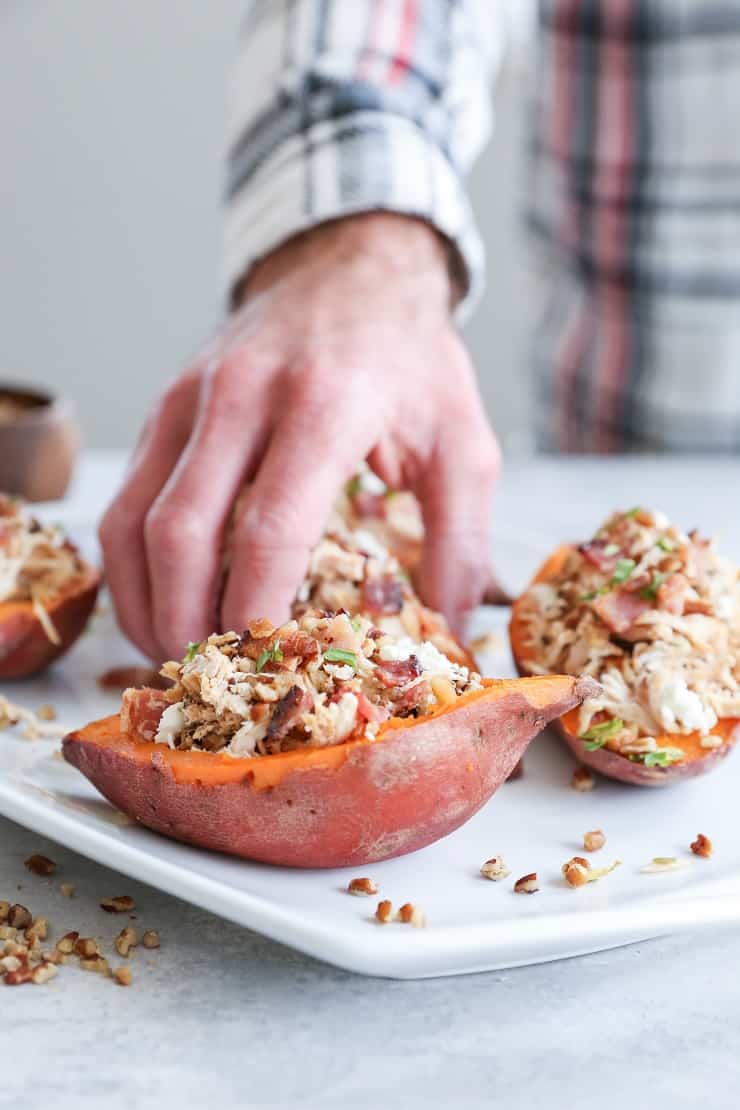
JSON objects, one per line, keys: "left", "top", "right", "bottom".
{"left": 415, "top": 412, "right": 501, "bottom": 636}
{"left": 144, "top": 355, "right": 271, "bottom": 659}
{"left": 99, "top": 371, "right": 200, "bottom": 660}
{"left": 220, "top": 371, "right": 380, "bottom": 630}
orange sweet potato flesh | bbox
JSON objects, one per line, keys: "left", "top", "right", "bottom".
{"left": 63, "top": 674, "right": 596, "bottom": 868}
{"left": 510, "top": 545, "right": 740, "bottom": 786}
{"left": 0, "top": 563, "right": 100, "bottom": 679}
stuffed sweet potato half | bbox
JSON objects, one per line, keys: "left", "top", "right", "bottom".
{"left": 64, "top": 610, "right": 596, "bottom": 867}
{"left": 510, "top": 507, "right": 740, "bottom": 785}
{"left": 0, "top": 494, "right": 100, "bottom": 679}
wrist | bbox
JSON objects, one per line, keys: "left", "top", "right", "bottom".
{"left": 234, "top": 213, "right": 462, "bottom": 312}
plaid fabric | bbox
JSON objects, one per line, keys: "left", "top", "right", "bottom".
{"left": 224, "top": 1, "right": 501, "bottom": 316}
{"left": 226, "top": 1, "right": 740, "bottom": 453}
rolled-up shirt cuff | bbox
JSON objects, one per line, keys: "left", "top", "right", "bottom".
{"left": 223, "top": 111, "right": 485, "bottom": 323}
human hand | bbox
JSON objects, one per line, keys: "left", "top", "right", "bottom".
{"left": 100, "top": 213, "right": 501, "bottom": 661}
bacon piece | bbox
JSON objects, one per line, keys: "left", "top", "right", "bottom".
{"left": 279, "top": 631, "right": 319, "bottom": 660}
{"left": 578, "top": 539, "right": 621, "bottom": 575}
{"left": 656, "top": 573, "right": 689, "bottom": 615}
{"left": 237, "top": 633, "right": 273, "bottom": 661}
{"left": 120, "top": 688, "right": 171, "bottom": 741}
{"left": 361, "top": 574, "right": 404, "bottom": 616}
{"left": 355, "top": 690, "right": 390, "bottom": 724}
{"left": 391, "top": 679, "right": 431, "bottom": 714}
{"left": 592, "top": 589, "right": 651, "bottom": 637}
{"left": 374, "top": 656, "right": 421, "bottom": 689}
{"left": 351, "top": 491, "right": 386, "bottom": 520}
{"left": 265, "top": 685, "right": 312, "bottom": 742}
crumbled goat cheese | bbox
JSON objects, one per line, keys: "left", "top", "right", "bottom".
{"left": 658, "top": 679, "right": 718, "bottom": 736}
{"left": 351, "top": 528, "right": 390, "bottom": 560}
{"left": 155, "top": 702, "right": 186, "bottom": 748}
{"left": 378, "top": 636, "right": 469, "bottom": 681}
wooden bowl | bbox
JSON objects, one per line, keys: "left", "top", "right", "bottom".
{"left": 0, "top": 383, "right": 79, "bottom": 501}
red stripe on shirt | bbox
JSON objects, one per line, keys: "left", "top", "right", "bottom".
{"left": 592, "top": 0, "right": 635, "bottom": 452}
{"left": 388, "top": 0, "right": 419, "bottom": 85}
{"left": 552, "top": 0, "right": 584, "bottom": 448}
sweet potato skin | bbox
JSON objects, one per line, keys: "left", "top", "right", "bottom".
{"left": 509, "top": 546, "right": 739, "bottom": 786}
{"left": 553, "top": 716, "right": 739, "bottom": 785}
{"left": 63, "top": 675, "right": 596, "bottom": 868}
{"left": 0, "top": 564, "right": 100, "bottom": 679}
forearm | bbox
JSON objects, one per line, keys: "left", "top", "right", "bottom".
{"left": 224, "top": 0, "right": 503, "bottom": 316}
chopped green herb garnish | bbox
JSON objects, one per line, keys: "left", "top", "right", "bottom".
{"left": 579, "top": 586, "right": 609, "bottom": 602}
{"left": 185, "top": 641, "right": 201, "bottom": 661}
{"left": 580, "top": 717, "right": 624, "bottom": 750}
{"left": 624, "top": 506, "right": 642, "bottom": 519}
{"left": 256, "top": 640, "right": 283, "bottom": 672}
{"left": 603, "top": 543, "right": 620, "bottom": 557}
{"left": 641, "top": 747, "right": 685, "bottom": 768}
{"left": 350, "top": 618, "right": 362, "bottom": 633}
{"left": 657, "top": 536, "right": 675, "bottom": 552}
{"left": 610, "top": 558, "right": 636, "bottom": 585}
{"left": 345, "top": 475, "right": 362, "bottom": 498}
{"left": 640, "top": 571, "right": 668, "bottom": 601}
{"left": 323, "top": 648, "right": 358, "bottom": 669}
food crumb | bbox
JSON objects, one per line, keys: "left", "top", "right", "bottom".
{"left": 397, "top": 902, "right": 426, "bottom": 928}
{"left": 59, "top": 883, "right": 75, "bottom": 898}
{"left": 347, "top": 877, "right": 378, "bottom": 897}
{"left": 480, "top": 856, "right": 510, "bottom": 881}
{"left": 690, "top": 834, "right": 713, "bottom": 859}
{"left": 100, "top": 895, "right": 135, "bottom": 914}
{"left": 24, "top": 854, "right": 57, "bottom": 877}
{"left": 375, "top": 900, "right": 394, "bottom": 924}
{"left": 571, "top": 766, "right": 595, "bottom": 792}
{"left": 36, "top": 704, "right": 57, "bottom": 721}
{"left": 583, "top": 829, "right": 606, "bottom": 852}
{"left": 513, "top": 873, "right": 539, "bottom": 894}
{"left": 141, "top": 929, "right": 160, "bottom": 950}
{"left": 114, "top": 966, "right": 133, "bottom": 987}
{"left": 641, "top": 857, "right": 688, "bottom": 873}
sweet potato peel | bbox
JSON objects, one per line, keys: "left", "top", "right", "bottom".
{"left": 0, "top": 564, "right": 100, "bottom": 679}
{"left": 63, "top": 675, "right": 595, "bottom": 868}
{"left": 510, "top": 546, "right": 740, "bottom": 786}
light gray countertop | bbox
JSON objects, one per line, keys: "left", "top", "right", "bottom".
{"left": 3, "top": 451, "right": 740, "bottom": 1110}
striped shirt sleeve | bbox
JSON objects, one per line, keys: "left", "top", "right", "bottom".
{"left": 224, "top": 1, "right": 503, "bottom": 317}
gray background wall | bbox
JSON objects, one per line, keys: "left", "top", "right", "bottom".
{"left": 0, "top": 1, "right": 532, "bottom": 453}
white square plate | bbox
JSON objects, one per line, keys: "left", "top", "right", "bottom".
{"left": 1, "top": 521, "right": 739, "bottom": 979}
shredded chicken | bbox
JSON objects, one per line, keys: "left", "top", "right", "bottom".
{"left": 0, "top": 495, "right": 85, "bottom": 628}
{"left": 517, "top": 507, "right": 740, "bottom": 764}
{"left": 295, "top": 470, "right": 468, "bottom": 666}
{"left": 124, "top": 611, "right": 482, "bottom": 757}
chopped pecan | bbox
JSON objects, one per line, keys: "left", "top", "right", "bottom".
{"left": 347, "top": 877, "right": 378, "bottom": 897}
{"left": 690, "top": 833, "right": 713, "bottom": 859}
{"left": 513, "top": 873, "right": 539, "bottom": 894}
{"left": 571, "top": 766, "right": 595, "bottom": 792}
{"left": 7, "top": 904, "right": 32, "bottom": 929}
{"left": 30, "top": 961, "right": 58, "bottom": 985}
{"left": 100, "top": 895, "right": 135, "bottom": 914}
{"left": 24, "top": 854, "right": 57, "bottom": 877}
{"left": 375, "top": 900, "right": 394, "bottom": 924}
{"left": 397, "top": 903, "right": 426, "bottom": 928}
{"left": 115, "top": 927, "right": 138, "bottom": 957}
{"left": 583, "top": 829, "right": 606, "bottom": 852}
{"left": 57, "top": 931, "right": 79, "bottom": 954}
{"left": 74, "top": 937, "right": 100, "bottom": 958}
{"left": 114, "top": 965, "right": 133, "bottom": 987}
{"left": 480, "top": 856, "right": 510, "bottom": 881}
